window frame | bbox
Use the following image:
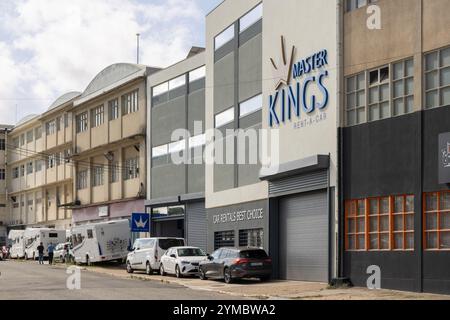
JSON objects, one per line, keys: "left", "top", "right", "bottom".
{"left": 91, "top": 105, "right": 104, "bottom": 128}
{"left": 76, "top": 112, "right": 88, "bottom": 133}
{"left": 423, "top": 191, "right": 450, "bottom": 251}
{"left": 424, "top": 46, "right": 450, "bottom": 109}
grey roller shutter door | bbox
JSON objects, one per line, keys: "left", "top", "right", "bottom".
{"left": 279, "top": 190, "right": 328, "bottom": 282}
{"left": 186, "top": 202, "right": 207, "bottom": 252}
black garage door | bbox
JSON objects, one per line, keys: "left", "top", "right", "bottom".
{"left": 279, "top": 190, "right": 328, "bottom": 282}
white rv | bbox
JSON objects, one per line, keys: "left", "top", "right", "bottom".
{"left": 71, "top": 219, "right": 131, "bottom": 265}
{"left": 8, "top": 230, "right": 25, "bottom": 259}
{"left": 23, "top": 228, "right": 66, "bottom": 259}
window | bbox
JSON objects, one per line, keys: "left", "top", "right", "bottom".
{"left": 367, "top": 197, "right": 390, "bottom": 250}
{"left": 0, "top": 139, "right": 4, "bottom": 150}
{"left": 111, "top": 162, "right": 120, "bottom": 183}
{"left": 425, "top": 46, "right": 450, "bottom": 109}
{"left": 92, "top": 166, "right": 103, "bottom": 187}
{"left": 76, "top": 112, "right": 88, "bottom": 133}
{"left": 346, "top": 73, "right": 366, "bottom": 125}
{"left": 109, "top": 99, "right": 119, "bottom": 120}
{"left": 152, "top": 205, "right": 185, "bottom": 217}
{"left": 424, "top": 191, "right": 450, "bottom": 250}
{"left": 169, "top": 75, "right": 186, "bottom": 91}
{"left": 346, "top": 195, "right": 415, "bottom": 252}
{"left": 239, "top": 94, "right": 262, "bottom": 118}
{"left": 124, "top": 157, "right": 139, "bottom": 180}
{"left": 393, "top": 195, "right": 414, "bottom": 250}
{"left": 91, "top": 105, "right": 104, "bottom": 128}
{"left": 152, "top": 144, "right": 168, "bottom": 159}
{"left": 46, "top": 120, "right": 56, "bottom": 135}
{"left": 64, "top": 113, "right": 70, "bottom": 128}
{"left": 215, "top": 24, "right": 234, "bottom": 51}
{"left": 239, "top": 229, "right": 263, "bottom": 247}
{"left": 12, "top": 137, "right": 19, "bottom": 149}
{"left": 189, "top": 66, "right": 206, "bottom": 83}
{"left": 35, "top": 126, "right": 42, "bottom": 140}
{"left": 27, "top": 199, "right": 33, "bottom": 206}
{"left": 215, "top": 107, "right": 234, "bottom": 128}
{"left": 87, "top": 230, "right": 93, "bottom": 239}
{"left": 214, "top": 230, "right": 235, "bottom": 250}
{"left": 77, "top": 170, "right": 88, "bottom": 190}
{"left": 47, "top": 154, "right": 56, "bottom": 169}
{"left": 122, "top": 90, "right": 139, "bottom": 115}
{"left": 392, "top": 59, "right": 414, "bottom": 116}
{"left": 152, "top": 82, "right": 169, "bottom": 97}
{"left": 346, "top": 0, "right": 378, "bottom": 12}
{"left": 368, "top": 66, "right": 390, "bottom": 121}
{"left": 239, "top": 3, "right": 262, "bottom": 33}
{"left": 346, "top": 199, "right": 366, "bottom": 251}
{"left": 56, "top": 116, "right": 61, "bottom": 131}
{"left": 26, "top": 162, "right": 33, "bottom": 175}
{"left": 0, "top": 169, "right": 5, "bottom": 180}
{"left": 26, "top": 130, "right": 33, "bottom": 143}
{"left": 20, "top": 134, "right": 25, "bottom": 146}
{"left": 35, "top": 160, "right": 43, "bottom": 172}
{"left": 168, "top": 140, "right": 186, "bottom": 154}
{"left": 12, "top": 167, "right": 19, "bottom": 179}
{"left": 189, "top": 134, "right": 206, "bottom": 149}
{"left": 20, "top": 165, "right": 24, "bottom": 177}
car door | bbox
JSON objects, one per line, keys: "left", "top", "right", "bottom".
{"left": 207, "top": 249, "right": 223, "bottom": 277}
{"left": 131, "top": 240, "right": 144, "bottom": 269}
{"left": 216, "top": 249, "right": 230, "bottom": 278}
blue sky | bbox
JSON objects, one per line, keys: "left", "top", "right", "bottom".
{"left": 0, "top": 0, "right": 222, "bottom": 125}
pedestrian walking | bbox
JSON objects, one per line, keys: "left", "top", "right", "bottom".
{"left": 47, "top": 243, "right": 55, "bottom": 265}
{"left": 37, "top": 242, "right": 44, "bottom": 265}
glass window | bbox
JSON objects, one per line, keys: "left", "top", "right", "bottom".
{"left": 345, "top": 73, "right": 366, "bottom": 125}
{"left": 153, "top": 82, "right": 169, "bottom": 97}
{"left": 239, "top": 228, "right": 263, "bottom": 247}
{"left": 189, "top": 66, "right": 206, "bottom": 82}
{"left": 368, "top": 197, "right": 390, "bottom": 250}
{"left": 239, "top": 94, "right": 262, "bottom": 118}
{"left": 109, "top": 99, "right": 119, "bottom": 121}
{"left": 152, "top": 144, "right": 168, "bottom": 158}
{"left": 110, "top": 162, "right": 120, "bottom": 183}
{"left": 215, "top": 24, "right": 235, "bottom": 51}
{"left": 35, "top": 126, "right": 42, "bottom": 140}
{"left": 26, "top": 162, "right": 33, "bottom": 175}
{"left": 177, "top": 248, "right": 206, "bottom": 257}
{"left": 92, "top": 166, "right": 103, "bottom": 187}
{"left": 239, "top": 3, "right": 262, "bottom": 33}
{"left": 158, "top": 238, "right": 185, "bottom": 250}
{"left": 214, "top": 230, "right": 235, "bottom": 250}
{"left": 189, "top": 134, "right": 206, "bottom": 149}
{"left": 168, "top": 140, "right": 186, "bottom": 154}
{"left": 124, "top": 157, "right": 139, "bottom": 180}
{"left": 152, "top": 205, "right": 185, "bottom": 217}
{"left": 87, "top": 230, "right": 93, "bottom": 239}
{"left": 26, "top": 130, "right": 33, "bottom": 143}
{"left": 215, "top": 107, "right": 234, "bottom": 128}
{"left": 35, "top": 160, "right": 42, "bottom": 172}
{"left": 168, "top": 75, "right": 186, "bottom": 91}
{"left": 368, "top": 66, "right": 390, "bottom": 121}
{"left": 0, "top": 169, "right": 5, "bottom": 180}
{"left": 0, "top": 139, "right": 4, "bottom": 151}
{"left": 425, "top": 46, "right": 450, "bottom": 109}
{"left": 76, "top": 112, "right": 88, "bottom": 133}
{"left": 393, "top": 59, "right": 414, "bottom": 116}
{"left": 77, "top": 170, "right": 88, "bottom": 190}
{"left": 424, "top": 191, "right": 450, "bottom": 250}
{"left": 46, "top": 120, "right": 56, "bottom": 135}
{"left": 345, "top": 199, "right": 366, "bottom": 251}
{"left": 91, "top": 105, "right": 104, "bottom": 128}
{"left": 122, "top": 90, "right": 139, "bottom": 115}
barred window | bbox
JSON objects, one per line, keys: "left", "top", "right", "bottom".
{"left": 425, "top": 46, "right": 450, "bottom": 109}
{"left": 46, "top": 120, "right": 56, "bottom": 135}
{"left": 424, "top": 191, "right": 450, "bottom": 250}
{"left": 122, "top": 90, "right": 139, "bottom": 115}
{"left": 77, "top": 170, "right": 88, "bottom": 190}
{"left": 109, "top": 99, "right": 119, "bottom": 120}
{"left": 239, "top": 229, "right": 263, "bottom": 247}
{"left": 92, "top": 166, "right": 104, "bottom": 187}
{"left": 76, "top": 112, "right": 88, "bottom": 133}
{"left": 214, "top": 230, "right": 235, "bottom": 251}
{"left": 124, "top": 157, "right": 139, "bottom": 180}
{"left": 91, "top": 105, "right": 104, "bottom": 128}
{"left": 110, "top": 162, "right": 120, "bottom": 183}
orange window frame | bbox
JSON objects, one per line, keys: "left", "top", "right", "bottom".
{"left": 392, "top": 195, "right": 414, "bottom": 251}
{"left": 345, "top": 199, "right": 366, "bottom": 251}
{"left": 423, "top": 191, "right": 450, "bottom": 251}
{"left": 367, "top": 197, "right": 391, "bottom": 251}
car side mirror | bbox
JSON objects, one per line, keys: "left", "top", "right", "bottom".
{"left": 208, "top": 255, "right": 213, "bottom": 261}
{"left": 170, "top": 254, "right": 176, "bottom": 258}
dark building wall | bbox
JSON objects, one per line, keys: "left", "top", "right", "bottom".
{"left": 343, "top": 107, "right": 450, "bottom": 294}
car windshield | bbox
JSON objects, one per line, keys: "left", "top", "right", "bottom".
{"left": 158, "top": 239, "right": 184, "bottom": 250}
{"left": 177, "top": 248, "right": 205, "bottom": 257}
{"left": 239, "top": 249, "right": 268, "bottom": 259}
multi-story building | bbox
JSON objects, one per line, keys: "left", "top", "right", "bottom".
{"left": 146, "top": 47, "right": 207, "bottom": 251}
{"left": 6, "top": 92, "right": 79, "bottom": 230}
{"left": 0, "top": 124, "right": 13, "bottom": 229}
{"left": 70, "top": 63, "right": 159, "bottom": 225}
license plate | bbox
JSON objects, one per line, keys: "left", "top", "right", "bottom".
{"left": 251, "top": 262, "right": 263, "bottom": 267}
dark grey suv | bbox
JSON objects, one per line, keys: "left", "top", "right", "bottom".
{"left": 198, "top": 247, "right": 272, "bottom": 284}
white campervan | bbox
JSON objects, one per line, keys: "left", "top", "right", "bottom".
{"left": 71, "top": 219, "right": 131, "bottom": 265}
{"left": 8, "top": 230, "right": 25, "bottom": 259}
{"left": 23, "top": 228, "right": 66, "bottom": 259}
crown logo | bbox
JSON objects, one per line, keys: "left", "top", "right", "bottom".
{"left": 270, "top": 36, "right": 296, "bottom": 91}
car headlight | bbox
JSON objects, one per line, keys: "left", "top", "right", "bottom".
{"left": 180, "top": 261, "right": 190, "bottom": 265}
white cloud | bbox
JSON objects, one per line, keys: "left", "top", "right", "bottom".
{"left": 0, "top": 0, "right": 204, "bottom": 125}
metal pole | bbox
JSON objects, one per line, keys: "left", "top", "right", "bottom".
{"left": 136, "top": 33, "right": 140, "bottom": 64}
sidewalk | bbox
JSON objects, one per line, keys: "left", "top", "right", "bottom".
{"left": 66, "top": 262, "right": 450, "bottom": 300}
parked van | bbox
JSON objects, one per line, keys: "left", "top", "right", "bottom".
{"left": 8, "top": 230, "right": 25, "bottom": 259}
{"left": 71, "top": 219, "right": 131, "bottom": 265}
{"left": 126, "top": 237, "right": 185, "bottom": 275}
{"left": 24, "top": 228, "right": 66, "bottom": 260}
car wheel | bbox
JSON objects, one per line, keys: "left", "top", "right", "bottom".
{"left": 126, "top": 261, "right": 133, "bottom": 273}
{"left": 175, "top": 265, "right": 182, "bottom": 278}
{"left": 199, "top": 267, "right": 208, "bottom": 280}
{"left": 224, "top": 267, "right": 233, "bottom": 284}
{"left": 146, "top": 262, "right": 152, "bottom": 275}
{"left": 160, "top": 264, "right": 166, "bottom": 276}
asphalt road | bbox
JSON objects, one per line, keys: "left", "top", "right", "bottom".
{"left": 0, "top": 260, "right": 242, "bottom": 300}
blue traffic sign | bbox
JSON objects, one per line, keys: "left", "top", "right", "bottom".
{"left": 131, "top": 213, "right": 150, "bottom": 232}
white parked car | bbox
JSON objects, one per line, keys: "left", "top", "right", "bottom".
{"left": 126, "top": 237, "right": 185, "bottom": 275}
{"left": 54, "top": 242, "right": 74, "bottom": 263}
{"left": 159, "top": 246, "right": 208, "bottom": 278}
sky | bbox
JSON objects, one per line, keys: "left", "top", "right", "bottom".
{"left": 0, "top": 0, "right": 222, "bottom": 125}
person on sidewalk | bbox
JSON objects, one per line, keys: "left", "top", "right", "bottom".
{"left": 47, "top": 243, "right": 55, "bottom": 265}
{"left": 37, "top": 242, "right": 45, "bottom": 265}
